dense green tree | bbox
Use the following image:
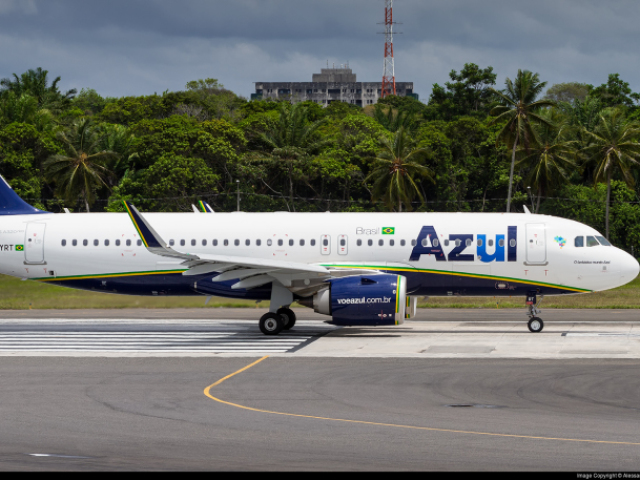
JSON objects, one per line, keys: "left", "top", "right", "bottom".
{"left": 544, "top": 82, "right": 592, "bottom": 104}
{"left": 0, "top": 68, "right": 76, "bottom": 112}
{"left": 490, "top": 70, "right": 556, "bottom": 212}
{"left": 581, "top": 108, "right": 640, "bottom": 239}
{"left": 591, "top": 74, "right": 640, "bottom": 108}
{"left": 259, "top": 103, "right": 328, "bottom": 210}
{"left": 428, "top": 63, "right": 497, "bottom": 120}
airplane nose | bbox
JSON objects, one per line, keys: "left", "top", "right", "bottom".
{"left": 621, "top": 249, "right": 640, "bottom": 280}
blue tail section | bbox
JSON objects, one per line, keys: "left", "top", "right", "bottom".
{"left": 0, "top": 175, "right": 48, "bottom": 216}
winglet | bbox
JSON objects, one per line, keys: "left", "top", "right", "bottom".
{"left": 122, "top": 201, "right": 193, "bottom": 259}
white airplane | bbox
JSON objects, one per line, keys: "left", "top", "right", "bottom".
{"left": 0, "top": 175, "right": 637, "bottom": 335}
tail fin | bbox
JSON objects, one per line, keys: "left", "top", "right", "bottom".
{"left": 0, "top": 175, "right": 48, "bottom": 215}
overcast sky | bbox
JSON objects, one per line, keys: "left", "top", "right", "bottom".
{"left": 1, "top": 0, "right": 639, "bottom": 101}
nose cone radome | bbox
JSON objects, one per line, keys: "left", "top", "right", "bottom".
{"left": 620, "top": 249, "right": 640, "bottom": 283}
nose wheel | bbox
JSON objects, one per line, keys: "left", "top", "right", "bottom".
{"left": 528, "top": 317, "right": 544, "bottom": 333}
{"left": 526, "top": 291, "right": 544, "bottom": 333}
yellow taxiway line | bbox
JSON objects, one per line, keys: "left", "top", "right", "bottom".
{"left": 204, "top": 357, "right": 640, "bottom": 447}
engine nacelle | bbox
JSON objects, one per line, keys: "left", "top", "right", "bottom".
{"left": 303, "top": 274, "right": 407, "bottom": 326}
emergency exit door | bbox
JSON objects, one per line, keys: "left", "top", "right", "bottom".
{"left": 25, "top": 223, "right": 46, "bottom": 265}
{"left": 525, "top": 224, "right": 547, "bottom": 264}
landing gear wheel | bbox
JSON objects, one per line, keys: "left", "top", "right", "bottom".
{"left": 260, "top": 313, "right": 284, "bottom": 336}
{"left": 528, "top": 317, "right": 544, "bottom": 333}
{"left": 277, "top": 308, "right": 296, "bottom": 330}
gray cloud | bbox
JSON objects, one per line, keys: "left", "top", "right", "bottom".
{"left": 0, "top": 1, "right": 638, "bottom": 99}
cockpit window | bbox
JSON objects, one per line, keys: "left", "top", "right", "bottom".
{"left": 595, "top": 236, "right": 612, "bottom": 246}
{"left": 575, "top": 236, "right": 584, "bottom": 248}
{"left": 586, "top": 236, "right": 599, "bottom": 247}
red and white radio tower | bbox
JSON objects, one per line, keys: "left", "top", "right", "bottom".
{"left": 381, "top": 0, "right": 397, "bottom": 99}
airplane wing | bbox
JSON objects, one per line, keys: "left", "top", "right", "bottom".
{"left": 123, "top": 201, "right": 332, "bottom": 292}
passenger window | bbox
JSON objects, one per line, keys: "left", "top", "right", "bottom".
{"left": 169, "top": 240, "right": 175, "bottom": 247}
{"left": 180, "top": 240, "right": 185, "bottom": 247}
{"left": 61, "top": 239, "right": 67, "bottom": 246}
{"left": 246, "top": 239, "right": 251, "bottom": 246}
{"left": 137, "top": 240, "right": 142, "bottom": 247}
{"left": 105, "top": 240, "right": 110, "bottom": 247}
{"left": 278, "top": 239, "right": 283, "bottom": 247}
{"left": 411, "top": 240, "right": 417, "bottom": 247}
{"left": 390, "top": 239, "right": 395, "bottom": 247}
{"left": 202, "top": 240, "right": 207, "bottom": 246}
{"left": 299, "top": 239, "right": 305, "bottom": 246}
{"left": 575, "top": 236, "right": 584, "bottom": 248}
{"left": 444, "top": 239, "right": 449, "bottom": 247}
{"left": 323, "top": 239, "right": 328, "bottom": 247}
{"left": 115, "top": 240, "right": 120, "bottom": 247}
{"left": 421, "top": 238, "right": 428, "bottom": 247}
{"left": 311, "top": 239, "right": 316, "bottom": 246}
{"left": 341, "top": 239, "right": 347, "bottom": 247}
{"left": 368, "top": 239, "right": 373, "bottom": 247}
{"left": 357, "top": 239, "right": 362, "bottom": 246}
{"left": 224, "top": 240, "right": 229, "bottom": 246}
{"left": 257, "top": 240, "right": 261, "bottom": 246}
{"left": 289, "top": 239, "right": 294, "bottom": 247}
{"left": 94, "top": 239, "right": 99, "bottom": 246}
{"left": 455, "top": 239, "right": 461, "bottom": 247}
{"left": 213, "top": 240, "right": 218, "bottom": 247}
{"left": 191, "top": 239, "right": 196, "bottom": 247}
{"left": 126, "top": 239, "right": 131, "bottom": 247}
{"left": 83, "top": 239, "right": 88, "bottom": 246}
{"left": 466, "top": 239, "right": 472, "bottom": 247}
{"left": 433, "top": 239, "right": 439, "bottom": 247}
{"left": 379, "top": 239, "right": 384, "bottom": 247}
{"left": 595, "top": 236, "right": 611, "bottom": 246}
{"left": 498, "top": 239, "right": 505, "bottom": 247}
{"left": 72, "top": 240, "right": 78, "bottom": 247}
{"left": 267, "top": 239, "right": 273, "bottom": 246}
{"left": 235, "top": 239, "right": 240, "bottom": 246}
{"left": 509, "top": 239, "right": 516, "bottom": 247}
{"left": 587, "top": 236, "right": 599, "bottom": 247}
{"left": 489, "top": 239, "right": 494, "bottom": 247}
{"left": 401, "top": 240, "right": 406, "bottom": 247}
{"left": 477, "top": 239, "right": 483, "bottom": 247}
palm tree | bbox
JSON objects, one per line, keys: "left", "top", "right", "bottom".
{"left": 372, "top": 104, "right": 418, "bottom": 133}
{"left": 490, "top": 70, "right": 556, "bottom": 212}
{"left": 0, "top": 68, "right": 76, "bottom": 112}
{"left": 517, "top": 112, "right": 577, "bottom": 213}
{"left": 259, "top": 103, "right": 328, "bottom": 210}
{"left": 43, "top": 119, "right": 115, "bottom": 212}
{"left": 366, "top": 128, "right": 434, "bottom": 212}
{"left": 581, "top": 109, "right": 640, "bottom": 239}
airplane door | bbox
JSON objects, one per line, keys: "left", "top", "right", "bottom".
{"left": 25, "top": 223, "right": 46, "bottom": 265}
{"left": 321, "top": 235, "right": 331, "bottom": 255}
{"left": 526, "top": 224, "right": 547, "bottom": 264}
{"left": 338, "top": 235, "right": 348, "bottom": 255}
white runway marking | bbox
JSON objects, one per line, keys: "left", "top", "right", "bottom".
{"left": 0, "top": 319, "right": 338, "bottom": 355}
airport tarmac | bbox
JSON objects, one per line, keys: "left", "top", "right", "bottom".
{"left": 1, "top": 309, "right": 640, "bottom": 470}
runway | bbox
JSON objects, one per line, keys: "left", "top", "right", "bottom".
{"left": 1, "top": 309, "right": 640, "bottom": 470}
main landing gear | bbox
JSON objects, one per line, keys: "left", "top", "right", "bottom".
{"left": 258, "top": 282, "right": 297, "bottom": 336}
{"left": 258, "top": 308, "right": 297, "bottom": 335}
{"left": 526, "top": 291, "right": 544, "bottom": 333}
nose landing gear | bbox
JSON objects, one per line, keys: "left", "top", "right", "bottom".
{"left": 526, "top": 291, "right": 544, "bottom": 333}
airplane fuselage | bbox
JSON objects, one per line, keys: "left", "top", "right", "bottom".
{"left": 0, "top": 211, "right": 637, "bottom": 300}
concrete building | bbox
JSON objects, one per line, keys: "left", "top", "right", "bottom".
{"left": 252, "top": 66, "right": 418, "bottom": 106}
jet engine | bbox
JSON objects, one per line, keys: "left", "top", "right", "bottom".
{"left": 300, "top": 274, "right": 407, "bottom": 326}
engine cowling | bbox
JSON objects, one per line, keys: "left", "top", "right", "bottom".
{"left": 304, "top": 274, "right": 407, "bottom": 326}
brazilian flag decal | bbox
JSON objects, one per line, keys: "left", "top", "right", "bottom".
{"left": 382, "top": 227, "right": 395, "bottom": 235}
{"left": 15, "top": 245, "right": 24, "bottom": 251}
